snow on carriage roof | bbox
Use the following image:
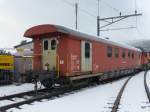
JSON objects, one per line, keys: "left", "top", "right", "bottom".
{"left": 54, "top": 25, "right": 141, "bottom": 52}
{"left": 24, "top": 24, "right": 141, "bottom": 52}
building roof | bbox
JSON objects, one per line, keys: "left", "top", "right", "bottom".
{"left": 13, "top": 51, "right": 33, "bottom": 57}
{"left": 14, "top": 41, "right": 33, "bottom": 48}
{"left": 24, "top": 24, "right": 141, "bottom": 52}
{"left": 24, "top": 25, "right": 57, "bottom": 37}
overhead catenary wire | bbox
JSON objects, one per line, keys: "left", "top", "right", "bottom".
{"left": 61, "top": 0, "right": 74, "bottom": 6}
{"left": 134, "top": 0, "right": 145, "bottom": 36}
{"left": 133, "top": 0, "right": 150, "bottom": 38}
{"left": 100, "top": 0, "right": 121, "bottom": 13}
{"left": 100, "top": 26, "right": 136, "bottom": 31}
{"left": 61, "top": 0, "right": 97, "bottom": 19}
{"left": 134, "top": 0, "right": 138, "bottom": 28}
{"left": 134, "top": 0, "right": 144, "bottom": 36}
{"left": 97, "top": 0, "right": 142, "bottom": 34}
{"left": 61, "top": 0, "right": 98, "bottom": 32}
{"left": 61, "top": 0, "right": 142, "bottom": 35}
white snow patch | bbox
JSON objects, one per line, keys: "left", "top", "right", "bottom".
{"left": 146, "top": 71, "right": 150, "bottom": 92}
{"left": 0, "top": 83, "right": 40, "bottom": 97}
{"left": 118, "top": 71, "right": 150, "bottom": 112}
{"left": 0, "top": 72, "right": 148, "bottom": 112}
{"left": 7, "top": 78, "right": 128, "bottom": 112}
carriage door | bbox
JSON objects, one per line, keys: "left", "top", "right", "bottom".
{"left": 81, "top": 41, "right": 92, "bottom": 72}
{"left": 43, "top": 38, "right": 57, "bottom": 70}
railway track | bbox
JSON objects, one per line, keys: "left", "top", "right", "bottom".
{"left": 0, "top": 74, "right": 130, "bottom": 111}
{"left": 111, "top": 76, "right": 132, "bottom": 112}
{"left": 0, "top": 88, "right": 48, "bottom": 101}
{"left": 0, "top": 72, "right": 148, "bottom": 112}
{"left": 0, "top": 88, "right": 51, "bottom": 111}
{"left": 0, "top": 77, "right": 127, "bottom": 111}
{"left": 111, "top": 71, "right": 150, "bottom": 112}
{"left": 0, "top": 83, "right": 92, "bottom": 112}
{"left": 144, "top": 71, "right": 150, "bottom": 103}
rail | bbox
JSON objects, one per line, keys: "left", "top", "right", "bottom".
{"left": 0, "top": 83, "right": 90, "bottom": 111}
{"left": 111, "top": 76, "right": 132, "bottom": 112}
{"left": 144, "top": 71, "right": 150, "bottom": 102}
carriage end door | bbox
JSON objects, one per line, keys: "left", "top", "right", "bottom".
{"left": 43, "top": 38, "right": 57, "bottom": 70}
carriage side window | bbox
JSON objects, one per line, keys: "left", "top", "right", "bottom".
{"left": 51, "top": 39, "right": 56, "bottom": 50}
{"left": 107, "top": 46, "right": 112, "bottom": 58}
{"left": 44, "top": 40, "right": 48, "bottom": 50}
{"left": 85, "top": 42, "right": 90, "bottom": 58}
{"left": 132, "top": 52, "right": 134, "bottom": 59}
{"left": 145, "top": 53, "right": 147, "bottom": 57}
{"left": 114, "top": 48, "right": 119, "bottom": 58}
{"left": 122, "top": 49, "right": 125, "bottom": 58}
{"left": 128, "top": 51, "right": 131, "bottom": 58}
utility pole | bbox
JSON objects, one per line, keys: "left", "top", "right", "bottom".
{"left": 97, "top": 12, "right": 142, "bottom": 36}
{"left": 75, "top": 3, "right": 78, "bottom": 30}
{"left": 97, "top": 0, "right": 100, "bottom": 36}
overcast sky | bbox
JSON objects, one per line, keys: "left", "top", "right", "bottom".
{"left": 0, "top": 0, "right": 149, "bottom": 48}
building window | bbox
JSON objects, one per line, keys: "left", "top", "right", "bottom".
{"left": 85, "top": 42, "right": 90, "bottom": 58}
{"left": 114, "top": 48, "right": 119, "bottom": 58}
{"left": 122, "top": 49, "right": 125, "bottom": 58}
{"left": 44, "top": 40, "right": 48, "bottom": 50}
{"left": 107, "top": 46, "right": 112, "bottom": 58}
{"left": 132, "top": 52, "right": 134, "bottom": 59}
{"left": 128, "top": 51, "right": 131, "bottom": 58}
{"left": 51, "top": 39, "right": 56, "bottom": 50}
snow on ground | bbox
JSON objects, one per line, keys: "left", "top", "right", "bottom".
{"left": 7, "top": 77, "right": 128, "bottom": 112}
{"left": 0, "top": 71, "right": 148, "bottom": 112}
{"left": 0, "top": 83, "right": 44, "bottom": 107}
{"left": 0, "top": 83, "right": 37, "bottom": 97}
{"left": 146, "top": 71, "right": 150, "bottom": 92}
{"left": 118, "top": 71, "right": 150, "bottom": 112}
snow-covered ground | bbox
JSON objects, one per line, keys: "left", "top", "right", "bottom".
{"left": 7, "top": 77, "right": 128, "bottom": 112}
{"left": 0, "top": 71, "right": 149, "bottom": 112}
{"left": 146, "top": 71, "right": 150, "bottom": 93}
{"left": 0, "top": 83, "right": 43, "bottom": 107}
{"left": 118, "top": 71, "right": 150, "bottom": 112}
{"left": 0, "top": 83, "right": 36, "bottom": 97}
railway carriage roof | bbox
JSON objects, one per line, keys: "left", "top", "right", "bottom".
{"left": 24, "top": 24, "right": 141, "bottom": 52}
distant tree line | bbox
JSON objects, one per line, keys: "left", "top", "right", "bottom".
{"left": 0, "top": 50, "right": 11, "bottom": 55}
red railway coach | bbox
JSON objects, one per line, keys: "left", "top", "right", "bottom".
{"left": 141, "top": 51, "right": 150, "bottom": 69}
{"left": 24, "top": 24, "right": 141, "bottom": 88}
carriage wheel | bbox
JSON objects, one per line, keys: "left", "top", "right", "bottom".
{"left": 41, "top": 78, "right": 53, "bottom": 88}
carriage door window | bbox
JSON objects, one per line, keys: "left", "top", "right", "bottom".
{"left": 85, "top": 42, "right": 90, "bottom": 58}
{"left": 132, "top": 52, "right": 134, "bottom": 59}
{"left": 81, "top": 41, "right": 92, "bottom": 72}
{"left": 128, "top": 51, "right": 131, "bottom": 58}
{"left": 107, "top": 46, "right": 112, "bottom": 58}
{"left": 122, "top": 49, "right": 125, "bottom": 59}
{"left": 44, "top": 40, "right": 48, "bottom": 50}
{"left": 51, "top": 39, "right": 56, "bottom": 50}
{"left": 114, "top": 48, "right": 119, "bottom": 58}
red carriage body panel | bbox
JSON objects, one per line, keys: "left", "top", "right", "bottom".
{"left": 24, "top": 24, "right": 141, "bottom": 77}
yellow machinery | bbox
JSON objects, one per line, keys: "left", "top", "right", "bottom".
{"left": 0, "top": 55, "right": 14, "bottom": 70}
{"left": 0, "top": 55, "right": 14, "bottom": 84}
